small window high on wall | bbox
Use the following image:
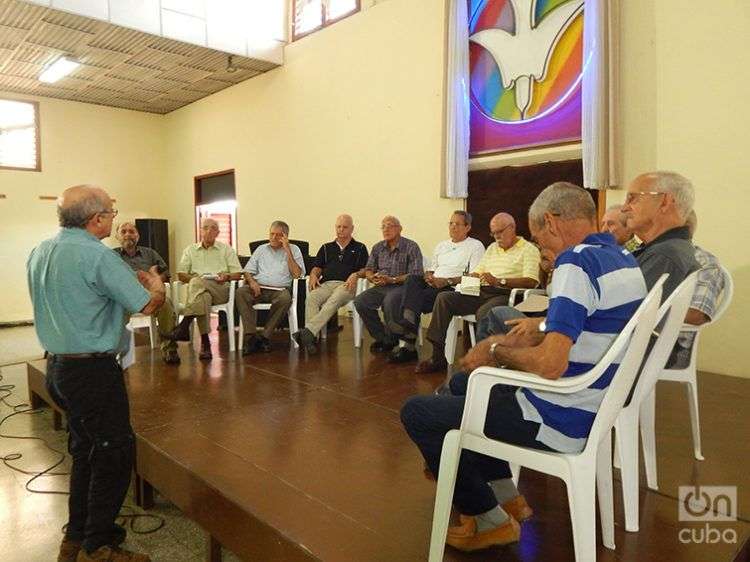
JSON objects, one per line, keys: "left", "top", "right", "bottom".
{"left": 0, "top": 98, "right": 40, "bottom": 171}
{"left": 293, "top": 0, "right": 359, "bottom": 40}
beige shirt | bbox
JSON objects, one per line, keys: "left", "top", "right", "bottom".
{"left": 178, "top": 241, "right": 242, "bottom": 275}
{"left": 472, "top": 237, "right": 540, "bottom": 284}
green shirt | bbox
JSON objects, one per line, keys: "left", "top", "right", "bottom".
{"left": 27, "top": 228, "right": 150, "bottom": 354}
{"left": 177, "top": 241, "right": 242, "bottom": 275}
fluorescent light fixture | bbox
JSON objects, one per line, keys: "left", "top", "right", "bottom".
{"left": 39, "top": 57, "right": 80, "bottom": 83}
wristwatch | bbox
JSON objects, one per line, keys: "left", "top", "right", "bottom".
{"left": 499, "top": 278, "right": 507, "bottom": 286}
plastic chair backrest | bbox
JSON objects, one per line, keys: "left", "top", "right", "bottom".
{"left": 628, "top": 271, "right": 699, "bottom": 406}
{"left": 584, "top": 275, "right": 665, "bottom": 451}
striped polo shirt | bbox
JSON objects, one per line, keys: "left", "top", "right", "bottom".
{"left": 515, "top": 232, "right": 647, "bottom": 453}
{"left": 473, "top": 237, "right": 540, "bottom": 284}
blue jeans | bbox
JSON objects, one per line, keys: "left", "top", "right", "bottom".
{"left": 401, "top": 387, "right": 552, "bottom": 515}
{"left": 46, "top": 355, "right": 134, "bottom": 553}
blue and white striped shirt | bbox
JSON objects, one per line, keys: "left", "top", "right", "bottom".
{"left": 516, "top": 233, "right": 647, "bottom": 453}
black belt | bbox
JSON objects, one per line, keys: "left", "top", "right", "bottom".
{"left": 50, "top": 352, "right": 116, "bottom": 360}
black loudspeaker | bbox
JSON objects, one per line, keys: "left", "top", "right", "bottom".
{"left": 135, "top": 219, "right": 170, "bottom": 270}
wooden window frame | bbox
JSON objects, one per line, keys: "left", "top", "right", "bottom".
{"left": 0, "top": 97, "right": 41, "bottom": 172}
{"left": 193, "top": 168, "right": 237, "bottom": 246}
{"left": 292, "top": 0, "right": 361, "bottom": 41}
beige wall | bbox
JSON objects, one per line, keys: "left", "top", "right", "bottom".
{"left": 2, "top": 0, "right": 747, "bottom": 377}
{"left": 0, "top": 94, "right": 165, "bottom": 323}
{"left": 159, "top": 0, "right": 459, "bottom": 265}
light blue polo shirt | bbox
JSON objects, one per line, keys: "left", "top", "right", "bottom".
{"left": 244, "top": 243, "right": 305, "bottom": 287}
{"left": 27, "top": 228, "right": 150, "bottom": 354}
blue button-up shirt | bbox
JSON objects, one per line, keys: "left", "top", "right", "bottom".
{"left": 27, "top": 228, "right": 150, "bottom": 354}
{"left": 244, "top": 243, "right": 306, "bottom": 287}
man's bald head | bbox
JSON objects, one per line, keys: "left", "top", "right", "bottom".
{"left": 199, "top": 217, "right": 220, "bottom": 246}
{"left": 335, "top": 214, "right": 354, "bottom": 243}
{"left": 57, "top": 185, "right": 112, "bottom": 229}
{"left": 489, "top": 212, "right": 517, "bottom": 249}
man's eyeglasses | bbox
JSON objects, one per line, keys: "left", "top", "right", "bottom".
{"left": 95, "top": 208, "right": 118, "bottom": 218}
{"left": 490, "top": 224, "right": 512, "bottom": 237}
{"left": 624, "top": 191, "right": 663, "bottom": 205}
{"left": 381, "top": 223, "right": 399, "bottom": 230}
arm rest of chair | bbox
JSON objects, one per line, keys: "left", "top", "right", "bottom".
{"left": 356, "top": 277, "right": 369, "bottom": 294}
{"left": 509, "top": 288, "right": 547, "bottom": 306}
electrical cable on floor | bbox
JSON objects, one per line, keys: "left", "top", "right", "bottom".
{"left": 0, "top": 368, "right": 166, "bottom": 534}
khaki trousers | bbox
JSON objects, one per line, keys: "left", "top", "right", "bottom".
{"left": 235, "top": 286, "right": 292, "bottom": 339}
{"left": 155, "top": 297, "right": 176, "bottom": 352}
{"left": 305, "top": 280, "right": 355, "bottom": 336}
{"left": 182, "top": 277, "right": 230, "bottom": 335}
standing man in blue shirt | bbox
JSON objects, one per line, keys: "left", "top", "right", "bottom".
{"left": 236, "top": 220, "right": 305, "bottom": 354}
{"left": 28, "top": 185, "right": 165, "bottom": 562}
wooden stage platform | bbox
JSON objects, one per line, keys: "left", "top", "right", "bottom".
{"left": 27, "top": 321, "right": 750, "bottom": 561}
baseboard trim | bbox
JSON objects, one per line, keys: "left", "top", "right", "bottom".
{"left": 0, "top": 320, "right": 34, "bottom": 328}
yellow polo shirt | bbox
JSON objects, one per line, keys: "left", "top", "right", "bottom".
{"left": 178, "top": 241, "right": 242, "bottom": 275}
{"left": 473, "top": 237, "right": 540, "bottom": 283}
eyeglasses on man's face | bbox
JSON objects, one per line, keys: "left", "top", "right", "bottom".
{"left": 624, "top": 191, "right": 663, "bottom": 205}
{"left": 97, "top": 208, "right": 118, "bottom": 218}
{"left": 490, "top": 224, "right": 512, "bottom": 237}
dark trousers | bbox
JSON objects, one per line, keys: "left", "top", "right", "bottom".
{"left": 399, "top": 275, "right": 452, "bottom": 338}
{"left": 426, "top": 287, "right": 510, "bottom": 360}
{"left": 46, "top": 355, "right": 134, "bottom": 554}
{"left": 353, "top": 284, "right": 405, "bottom": 343}
{"left": 400, "top": 374, "right": 552, "bottom": 515}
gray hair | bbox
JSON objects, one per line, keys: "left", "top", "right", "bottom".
{"left": 528, "top": 182, "right": 596, "bottom": 229}
{"left": 644, "top": 171, "right": 695, "bottom": 220}
{"left": 270, "top": 220, "right": 289, "bottom": 236}
{"left": 116, "top": 220, "right": 137, "bottom": 233}
{"left": 452, "top": 210, "right": 473, "bottom": 226}
{"left": 57, "top": 188, "right": 109, "bottom": 228}
{"left": 605, "top": 204, "right": 628, "bottom": 226}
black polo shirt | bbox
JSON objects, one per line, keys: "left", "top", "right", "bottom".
{"left": 632, "top": 226, "right": 698, "bottom": 301}
{"left": 313, "top": 239, "right": 369, "bottom": 282}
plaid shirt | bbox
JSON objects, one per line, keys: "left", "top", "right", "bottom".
{"left": 366, "top": 237, "right": 423, "bottom": 277}
{"left": 677, "top": 245, "right": 724, "bottom": 349}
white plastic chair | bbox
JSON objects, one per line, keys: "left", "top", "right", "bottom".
{"left": 613, "top": 272, "right": 698, "bottom": 532}
{"left": 443, "top": 288, "right": 547, "bottom": 364}
{"left": 428, "top": 277, "right": 665, "bottom": 562}
{"left": 650, "top": 265, "right": 734, "bottom": 461}
{"left": 126, "top": 313, "right": 158, "bottom": 349}
{"left": 353, "top": 277, "right": 369, "bottom": 348}
{"left": 238, "top": 278, "right": 301, "bottom": 350}
{"left": 172, "top": 279, "right": 238, "bottom": 352}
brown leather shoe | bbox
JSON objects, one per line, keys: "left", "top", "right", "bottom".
{"left": 446, "top": 515, "right": 520, "bottom": 551}
{"left": 415, "top": 358, "right": 448, "bottom": 374}
{"left": 58, "top": 538, "right": 81, "bottom": 562}
{"left": 501, "top": 495, "right": 533, "bottom": 522}
{"left": 76, "top": 546, "right": 151, "bottom": 562}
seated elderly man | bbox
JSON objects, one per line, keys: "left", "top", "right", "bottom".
{"left": 415, "top": 212, "right": 540, "bottom": 374}
{"left": 667, "top": 210, "right": 725, "bottom": 368}
{"left": 167, "top": 218, "right": 242, "bottom": 360}
{"left": 353, "top": 215, "right": 424, "bottom": 353}
{"left": 623, "top": 171, "right": 699, "bottom": 301}
{"left": 600, "top": 204, "right": 640, "bottom": 251}
{"left": 401, "top": 182, "right": 647, "bottom": 551}
{"left": 114, "top": 221, "right": 180, "bottom": 365}
{"left": 236, "top": 220, "right": 305, "bottom": 354}
{"left": 293, "top": 214, "right": 368, "bottom": 354}
{"left": 388, "top": 211, "right": 485, "bottom": 364}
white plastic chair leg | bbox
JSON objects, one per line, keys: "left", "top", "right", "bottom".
{"left": 148, "top": 316, "right": 158, "bottom": 349}
{"left": 353, "top": 309, "right": 362, "bottom": 348}
{"left": 566, "top": 463, "right": 597, "bottom": 562}
{"left": 615, "top": 413, "right": 640, "bottom": 532}
{"left": 288, "top": 308, "right": 299, "bottom": 349}
{"left": 640, "top": 389, "right": 659, "bottom": 490}
{"left": 596, "top": 433, "right": 616, "bottom": 549}
{"left": 510, "top": 462, "right": 520, "bottom": 487}
{"left": 428, "top": 430, "right": 462, "bottom": 562}
{"left": 685, "top": 372, "right": 704, "bottom": 460}
{"left": 468, "top": 322, "right": 476, "bottom": 347}
{"left": 444, "top": 317, "right": 459, "bottom": 364}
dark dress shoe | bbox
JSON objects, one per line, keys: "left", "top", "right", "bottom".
{"left": 388, "top": 347, "right": 419, "bottom": 363}
{"left": 370, "top": 340, "right": 396, "bottom": 354}
{"left": 242, "top": 335, "right": 260, "bottom": 356}
{"left": 415, "top": 358, "right": 448, "bottom": 374}
{"left": 164, "top": 319, "right": 193, "bottom": 342}
{"left": 198, "top": 344, "right": 212, "bottom": 361}
{"left": 297, "top": 328, "right": 318, "bottom": 354}
{"left": 162, "top": 349, "right": 181, "bottom": 365}
{"left": 259, "top": 336, "right": 272, "bottom": 353}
